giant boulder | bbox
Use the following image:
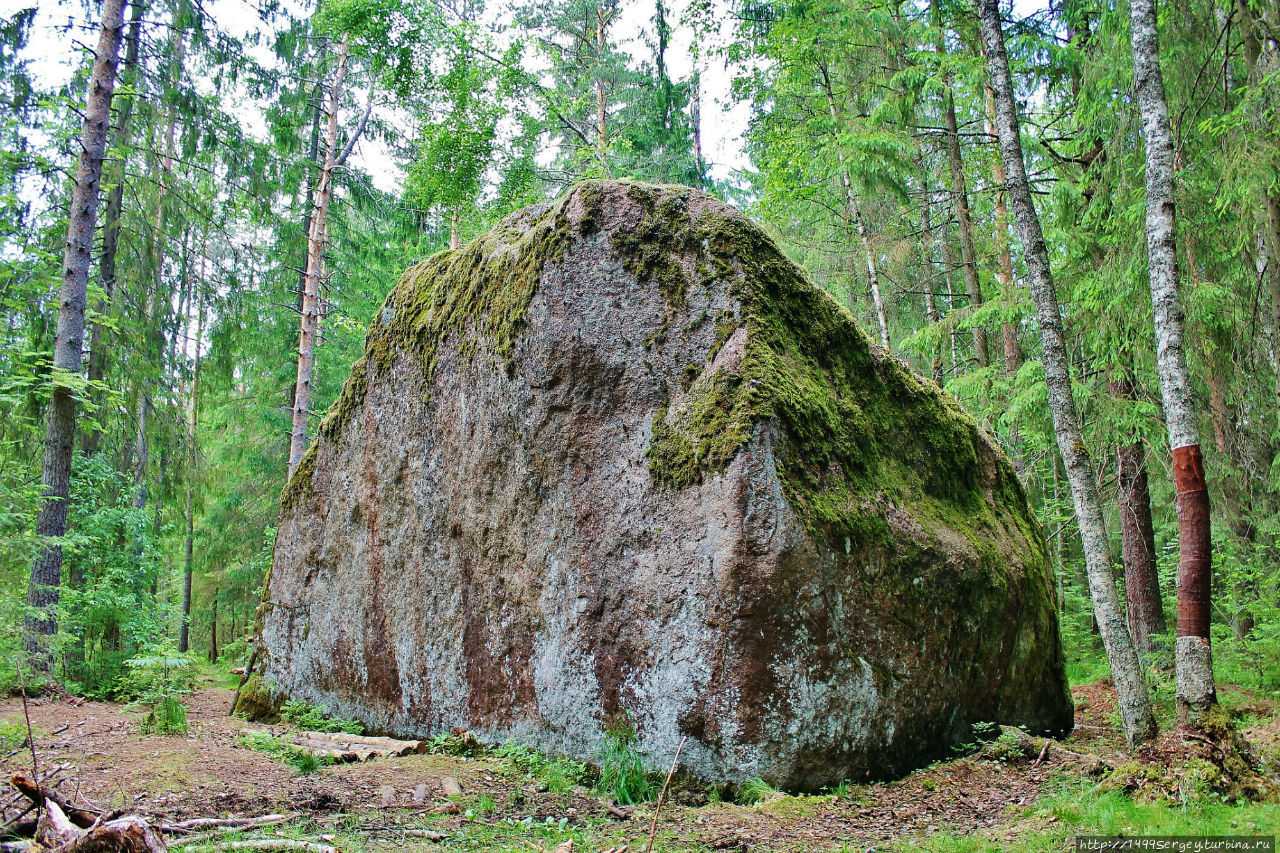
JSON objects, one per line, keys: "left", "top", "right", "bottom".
{"left": 249, "top": 180, "right": 1072, "bottom": 788}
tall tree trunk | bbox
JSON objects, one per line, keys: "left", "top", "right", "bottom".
{"left": 208, "top": 589, "right": 218, "bottom": 664}
{"left": 940, "top": 216, "right": 961, "bottom": 372}
{"left": 287, "top": 83, "right": 324, "bottom": 415}
{"left": 984, "top": 84, "right": 1023, "bottom": 374}
{"left": 178, "top": 258, "right": 206, "bottom": 654}
{"left": 1129, "top": 0, "right": 1216, "bottom": 722}
{"left": 288, "top": 40, "right": 350, "bottom": 476}
{"left": 932, "top": 0, "right": 988, "bottom": 368}
{"left": 977, "top": 0, "right": 1157, "bottom": 746}
{"left": 82, "top": 0, "right": 143, "bottom": 456}
{"left": 24, "top": 0, "right": 129, "bottom": 672}
{"left": 819, "top": 63, "right": 890, "bottom": 349}
{"left": 594, "top": 5, "right": 610, "bottom": 164}
{"left": 450, "top": 210, "right": 460, "bottom": 250}
{"left": 691, "top": 65, "right": 705, "bottom": 185}
{"left": 1110, "top": 376, "right": 1166, "bottom": 655}
{"left": 919, "top": 164, "right": 945, "bottom": 385}
{"left": 134, "top": 25, "right": 185, "bottom": 512}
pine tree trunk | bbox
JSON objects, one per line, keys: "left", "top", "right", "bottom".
{"left": 24, "top": 0, "right": 129, "bottom": 672}
{"left": 940, "top": 217, "right": 961, "bottom": 372}
{"left": 977, "top": 0, "right": 1156, "bottom": 746}
{"left": 209, "top": 590, "right": 218, "bottom": 664}
{"left": 932, "top": 0, "right": 987, "bottom": 368}
{"left": 288, "top": 40, "right": 350, "bottom": 476}
{"left": 288, "top": 84, "right": 324, "bottom": 416}
{"left": 1110, "top": 377, "right": 1166, "bottom": 655}
{"left": 82, "top": 0, "right": 143, "bottom": 457}
{"left": 133, "top": 25, "right": 184, "bottom": 512}
{"left": 179, "top": 261, "right": 206, "bottom": 654}
{"left": 1128, "top": 0, "right": 1215, "bottom": 722}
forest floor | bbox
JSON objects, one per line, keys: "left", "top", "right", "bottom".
{"left": 2, "top": 675, "right": 1278, "bottom": 852}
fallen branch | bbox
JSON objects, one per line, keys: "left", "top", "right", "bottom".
{"left": 9, "top": 774, "right": 102, "bottom": 829}
{"left": 645, "top": 735, "right": 687, "bottom": 853}
{"left": 202, "top": 841, "right": 336, "bottom": 852}
{"left": 161, "top": 814, "right": 293, "bottom": 834}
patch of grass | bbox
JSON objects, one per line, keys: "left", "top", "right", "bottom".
{"left": 237, "top": 731, "right": 331, "bottom": 775}
{"left": 757, "top": 792, "right": 833, "bottom": 818}
{"left": 0, "top": 718, "right": 32, "bottom": 751}
{"left": 463, "top": 793, "right": 498, "bottom": 819}
{"left": 279, "top": 698, "right": 363, "bottom": 734}
{"left": 734, "top": 777, "right": 779, "bottom": 805}
{"left": 495, "top": 741, "right": 589, "bottom": 794}
{"left": 894, "top": 771, "right": 1280, "bottom": 851}
{"left": 596, "top": 718, "right": 654, "bottom": 805}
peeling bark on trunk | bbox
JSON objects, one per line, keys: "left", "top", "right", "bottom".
{"left": 1128, "top": 0, "right": 1216, "bottom": 721}
{"left": 24, "top": 0, "right": 128, "bottom": 671}
{"left": 1110, "top": 377, "right": 1166, "bottom": 655}
{"left": 288, "top": 41, "right": 350, "bottom": 476}
{"left": 933, "top": 0, "right": 987, "bottom": 367}
{"left": 978, "top": 0, "right": 1156, "bottom": 746}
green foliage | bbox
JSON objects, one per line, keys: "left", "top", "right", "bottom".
{"left": 279, "top": 699, "right": 363, "bottom": 734}
{"left": 0, "top": 718, "right": 29, "bottom": 751}
{"left": 237, "top": 730, "right": 330, "bottom": 774}
{"left": 120, "top": 645, "right": 196, "bottom": 735}
{"left": 139, "top": 696, "right": 188, "bottom": 736}
{"left": 495, "top": 741, "right": 589, "bottom": 794}
{"left": 595, "top": 716, "right": 653, "bottom": 805}
{"left": 734, "top": 776, "right": 779, "bottom": 805}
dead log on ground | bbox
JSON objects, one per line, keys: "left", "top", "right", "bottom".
{"left": 9, "top": 774, "right": 102, "bottom": 828}
{"left": 34, "top": 800, "right": 166, "bottom": 852}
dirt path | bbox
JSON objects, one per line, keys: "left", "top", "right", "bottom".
{"left": 0, "top": 684, "right": 1136, "bottom": 851}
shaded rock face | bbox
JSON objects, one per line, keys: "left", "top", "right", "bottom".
{"left": 256, "top": 181, "right": 1072, "bottom": 789}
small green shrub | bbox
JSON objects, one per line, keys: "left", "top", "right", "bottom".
{"left": 237, "top": 731, "right": 330, "bottom": 774}
{"left": 596, "top": 717, "right": 653, "bottom": 805}
{"left": 139, "top": 695, "right": 188, "bottom": 735}
{"left": 120, "top": 646, "right": 196, "bottom": 735}
{"left": 426, "top": 730, "right": 485, "bottom": 756}
{"left": 735, "top": 777, "right": 779, "bottom": 805}
{"left": 0, "top": 719, "right": 30, "bottom": 751}
{"left": 495, "top": 741, "right": 588, "bottom": 794}
{"left": 280, "top": 699, "right": 363, "bottom": 734}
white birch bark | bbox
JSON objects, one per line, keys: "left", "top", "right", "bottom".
{"left": 977, "top": 0, "right": 1157, "bottom": 745}
{"left": 1128, "top": 0, "right": 1215, "bottom": 719}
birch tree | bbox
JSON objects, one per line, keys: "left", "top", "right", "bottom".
{"left": 976, "top": 0, "right": 1156, "bottom": 746}
{"left": 1128, "top": 0, "right": 1216, "bottom": 720}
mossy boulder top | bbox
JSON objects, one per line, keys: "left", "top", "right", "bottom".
{"left": 253, "top": 180, "right": 1072, "bottom": 788}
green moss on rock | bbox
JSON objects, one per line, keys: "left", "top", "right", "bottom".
{"left": 233, "top": 673, "right": 282, "bottom": 722}
{"left": 279, "top": 192, "right": 586, "bottom": 513}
